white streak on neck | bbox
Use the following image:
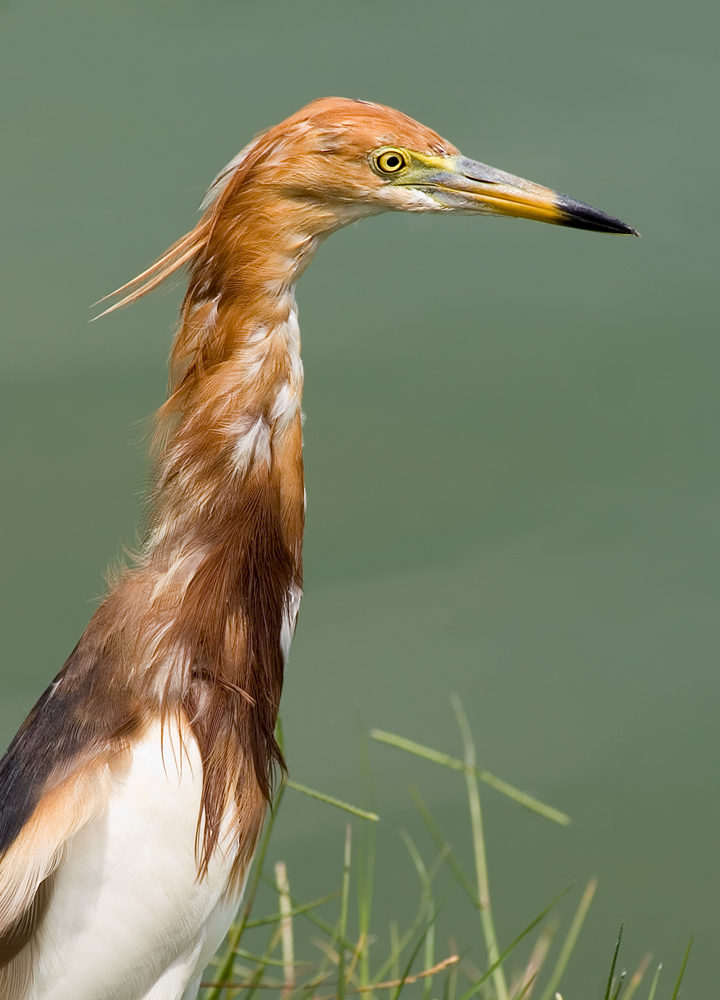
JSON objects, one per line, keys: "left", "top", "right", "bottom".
{"left": 281, "top": 583, "right": 303, "bottom": 662}
{"left": 232, "top": 415, "right": 271, "bottom": 474}
{"left": 271, "top": 382, "right": 301, "bottom": 434}
{"left": 230, "top": 301, "right": 303, "bottom": 474}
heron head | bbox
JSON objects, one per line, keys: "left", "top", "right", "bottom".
{"left": 98, "top": 98, "right": 637, "bottom": 320}
{"left": 238, "top": 97, "right": 637, "bottom": 237}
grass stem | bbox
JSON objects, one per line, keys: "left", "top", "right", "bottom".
{"left": 452, "top": 694, "right": 508, "bottom": 1000}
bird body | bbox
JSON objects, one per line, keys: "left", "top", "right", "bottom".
{"left": 21, "top": 719, "right": 241, "bottom": 1000}
{"left": 0, "top": 98, "right": 635, "bottom": 999}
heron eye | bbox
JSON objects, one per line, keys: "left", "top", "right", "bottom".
{"left": 374, "top": 149, "right": 408, "bottom": 174}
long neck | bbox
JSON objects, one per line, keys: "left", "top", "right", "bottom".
{"left": 146, "top": 283, "right": 306, "bottom": 704}
{"left": 81, "top": 190, "right": 318, "bottom": 866}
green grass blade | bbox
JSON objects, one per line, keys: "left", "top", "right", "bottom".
{"left": 602, "top": 925, "right": 624, "bottom": 1000}
{"left": 514, "top": 971, "right": 538, "bottom": 1000}
{"left": 280, "top": 887, "right": 355, "bottom": 955}
{"left": 372, "top": 886, "right": 441, "bottom": 987}
{"left": 456, "top": 886, "right": 573, "bottom": 1000}
{"left": 646, "top": 964, "right": 662, "bottom": 1000}
{"left": 451, "top": 696, "right": 507, "bottom": 1000}
{"left": 397, "top": 831, "right": 437, "bottom": 1000}
{"left": 231, "top": 948, "right": 311, "bottom": 969}
{"left": 243, "top": 891, "right": 341, "bottom": 929}
{"left": 670, "top": 936, "right": 692, "bottom": 1000}
{"left": 538, "top": 878, "right": 596, "bottom": 1000}
{"left": 204, "top": 923, "right": 284, "bottom": 1000}
{"left": 398, "top": 830, "right": 432, "bottom": 900}
{"left": 357, "top": 725, "right": 378, "bottom": 993}
{"left": 375, "top": 916, "right": 420, "bottom": 988}
{"left": 445, "top": 952, "right": 459, "bottom": 1000}
{"left": 357, "top": 826, "right": 376, "bottom": 992}
{"left": 611, "top": 971, "right": 627, "bottom": 1000}
{"left": 236, "top": 925, "right": 283, "bottom": 1000}
{"left": 390, "top": 906, "right": 442, "bottom": 1000}
{"left": 421, "top": 923, "right": 435, "bottom": 1000}
{"left": 369, "top": 730, "right": 570, "bottom": 826}
{"left": 285, "top": 779, "right": 379, "bottom": 821}
{"left": 409, "top": 785, "right": 481, "bottom": 908}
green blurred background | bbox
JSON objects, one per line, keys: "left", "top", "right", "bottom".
{"left": 1, "top": 0, "right": 718, "bottom": 994}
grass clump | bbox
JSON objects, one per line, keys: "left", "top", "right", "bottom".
{"left": 199, "top": 702, "right": 690, "bottom": 1000}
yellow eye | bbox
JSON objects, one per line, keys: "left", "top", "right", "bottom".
{"left": 374, "top": 148, "right": 408, "bottom": 174}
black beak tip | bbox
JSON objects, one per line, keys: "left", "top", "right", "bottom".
{"left": 557, "top": 194, "right": 639, "bottom": 237}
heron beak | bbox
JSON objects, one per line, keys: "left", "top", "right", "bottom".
{"left": 414, "top": 155, "right": 638, "bottom": 235}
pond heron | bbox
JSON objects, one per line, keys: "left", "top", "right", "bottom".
{"left": 0, "top": 98, "right": 636, "bottom": 1000}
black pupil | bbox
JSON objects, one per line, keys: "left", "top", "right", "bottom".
{"left": 386, "top": 155, "right": 400, "bottom": 169}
